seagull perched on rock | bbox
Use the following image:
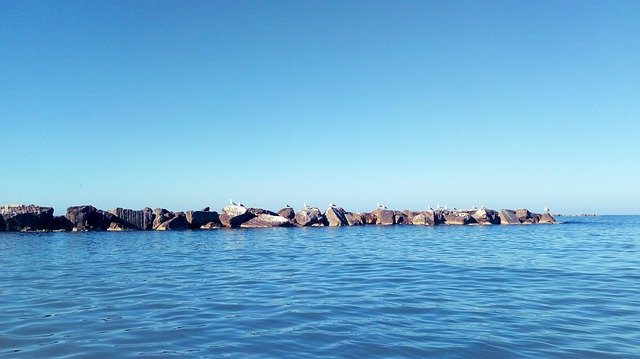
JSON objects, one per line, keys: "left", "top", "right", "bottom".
{"left": 480, "top": 205, "right": 486, "bottom": 210}
{"left": 544, "top": 206, "right": 550, "bottom": 213}
{"left": 377, "top": 202, "right": 388, "bottom": 209}
{"left": 427, "top": 206, "right": 434, "bottom": 210}
{"left": 329, "top": 202, "right": 336, "bottom": 208}
{"left": 238, "top": 202, "right": 245, "bottom": 207}
{"left": 229, "top": 199, "right": 237, "bottom": 206}
{"left": 451, "top": 206, "right": 458, "bottom": 211}
{"left": 472, "top": 205, "right": 478, "bottom": 210}
{"left": 303, "top": 202, "right": 309, "bottom": 209}
{"left": 285, "top": 203, "right": 291, "bottom": 208}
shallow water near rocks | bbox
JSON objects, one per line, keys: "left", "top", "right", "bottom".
{"left": 1, "top": 216, "right": 639, "bottom": 358}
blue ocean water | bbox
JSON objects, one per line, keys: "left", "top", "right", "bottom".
{"left": 1, "top": 216, "right": 639, "bottom": 358}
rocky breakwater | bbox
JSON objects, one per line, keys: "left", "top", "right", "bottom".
{"left": 0, "top": 203, "right": 556, "bottom": 232}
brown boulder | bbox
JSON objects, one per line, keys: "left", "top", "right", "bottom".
{"left": 499, "top": 209, "right": 520, "bottom": 225}
{"left": 538, "top": 213, "right": 556, "bottom": 224}
{"left": 109, "top": 207, "right": 154, "bottom": 230}
{"left": 156, "top": 215, "right": 190, "bottom": 230}
{"left": 472, "top": 209, "right": 500, "bottom": 225}
{"left": 325, "top": 207, "right": 349, "bottom": 226}
{"left": 152, "top": 208, "right": 175, "bottom": 229}
{"left": 374, "top": 209, "right": 395, "bottom": 225}
{"left": 412, "top": 211, "right": 436, "bottom": 226}
{"left": 1, "top": 204, "right": 55, "bottom": 231}
{"left": 185, "top": 210, "right": 220, "bottom": 229}
{"left": 219, "top": 205, "right": 255, "bottom": 227}
{"left": 345, "top": 212, "right": 364, "bottom": 226}
{"left": 444, "top": 212, "right": 475, "bottom": 225}
{"left": 394, "top": 211, "right": 413, "bottom": 225}
{"left": 241, "top": 214, "right": 294, "bottom": 228}
{"left": 294, "top": 207, "right": 324, "bottom": 226}
{"left": 66, "top": 205, "right": 115, "bottom": 231}
{"left": 277, "top": 207, "right": 296, "bottom": 220}
{"left": 362, "top": 212, "right": 377, "bottom": 224}
{"left": 515, "top": 209, "right": 531, "bottom": 223}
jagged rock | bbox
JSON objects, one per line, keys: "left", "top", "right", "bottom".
{"left": 499, "top": 209, "right": 520, "bottom": 225}
{"left": 530, "top": 213, "right": 542, "bottom": 223}
{"left": 345, "top": 212, "right": 364, "bottom": 226}
{"left": 394, "top": 211, "right": 411, "bottom": 225}
{"left": 538, "top": 213, "right": 556, "bottom": 224}
{"left": 444, "top": 212, "right": 475, "bottom": 225}
{"left": 472, "top": 209, "right": 500, "bottom": 225}
{"left": 241, "top": 214, "right": 293, "bottom": 228}
{"left": 201, "top": 207, "right": 210, "bottom": 212}
{"left": 412, "top": 213, "right": 426, "bottom": 225}
{"left": 0, "top": 214, "right": 4, "bottom": 231}
{"left": 277, "top": 207, "right": 295, "bottom": 220}
{"left": 51, "top": 215, "right": 73, "bottom": 231}
{"left": 220, "top": 205, "right": 255, "bottom": 227}
{"left": 325, "top": 207, "right": 349, "bottom": 226}
{"left": 412, "top": 211, "right": 436, "bottom": 226}
{"left": 374, "top": 209, "right": 395, "bottom": 225}
{"left": 109, "top": 207, "right": 154, "bottom": 230}
{"left": 362, "top": 212, "right": 377, "bottom": 224}
{"left": 294, "top": 207, "right": 324, "bottom": 226}
{"left": 434, "top": 210, "right": 446, "bottom": 224}
{"left": 65, "top": 205, "right": 114, "bottom": 231}
{"left": 0, "top": 205, "right": 55, "bottom": 231}
{"left": 156, "top": 215, "right": 190, "bottom": 230}
{"left": 515, "top": 209, "right": 531, "bottom": 223}
{"left": 185, "top": 210, "right": 220, "bottom": 229}
{"left": 152, "top": 208, "right": 175, "bottom": 229}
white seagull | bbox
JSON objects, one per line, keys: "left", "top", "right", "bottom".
{"left": 472, "top": 205, "right": 478, "bottom": 210}
{"left": 544, "top": 206, "right": 550, "bottom": 213}
{"left": 285, "top": 203, "right": 291, "bottom": 208}
{"left": 329, "top": 202, "right": 336, "bottom": 208}
{"left": 229, "top": 199, "right": 237, "bottom": 205}
{"left": 303, "top": 202, "right": 309, "bottom": 209}
{"left": 451, "top": 206, "right": 458, "bottom": 211}
{"left": 427, "top": 206, "right": 434, "bottom": 210}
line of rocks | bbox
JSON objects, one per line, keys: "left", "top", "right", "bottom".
{"left": 0, "top": 204, "right": 556, "bottom": 232}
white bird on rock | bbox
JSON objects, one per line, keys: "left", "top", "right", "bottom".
{"left": 303, "top": 202, "right": 309, "bottom": 209}
{"left": 451, "top": 206, "right": 458, "bottom": 211}
{"left": 472, "top": 205, "right": 478, "bottom": 210}
{"left": 329, "top": 202, "right": 336, "bottom": 208}
{"left": 427, "top": 206, "right": 434, "bottom": 210}
{"left": 544, "top": 206, "right": 550, "bottom": 213}
{"left": 230, "top": 199, "right": 236, "bottom": 205}
{"left": 285, "top": 203, "right": 291, "bottom": 208}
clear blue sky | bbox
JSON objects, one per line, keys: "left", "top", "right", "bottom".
{"left": 1, "top": 1, "right": 638, "bottom": 214}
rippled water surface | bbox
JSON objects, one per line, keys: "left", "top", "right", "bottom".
{"left": 1, "top": 216, "right": 639, "bottom": 358}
